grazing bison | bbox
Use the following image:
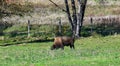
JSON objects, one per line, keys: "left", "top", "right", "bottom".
{"left": 51, "top": 36, "right": 75, "bottom": 50}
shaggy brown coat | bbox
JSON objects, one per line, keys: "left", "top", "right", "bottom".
{"left": 51, "top": 36, "right": 75, "bottom": 50}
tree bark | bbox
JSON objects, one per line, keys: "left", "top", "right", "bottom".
{"left": 76, "top": 0, "right": 87, "bottom": 37}
{"left": 71, "top": 0, "right": 77, "bottom": 37}
{"left": 64, "top": 0, "right": 74, "bottom": 36}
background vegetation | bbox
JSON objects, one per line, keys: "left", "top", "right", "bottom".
{"left": 0, "top": 0, "right": 33, "bottom": 18}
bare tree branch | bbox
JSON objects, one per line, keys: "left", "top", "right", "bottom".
{"left": 49, "top": 0, "right": 67, "bottom": 12}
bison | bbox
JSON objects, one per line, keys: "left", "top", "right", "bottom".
{"left": 51, "top": 36, "right": 75, "bottom": 50}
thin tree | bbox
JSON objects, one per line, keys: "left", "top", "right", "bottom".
{"left": 64, "top": 0, "right": 74, "bottom": 36}
{"left": 49, "top": 0, "right": 87, "bottom": 38}
{"left": 71, "top": 0, "right": 77, "bottom": 37}
{"left": 76, "top": 0, "right": 87, "bottom": 37}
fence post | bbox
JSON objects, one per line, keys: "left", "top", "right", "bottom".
{"left": 28, "top": 20, "right": 30, "bottom": 38}
{"left": 90, "top": 17, "right": 93, "bottom": 34}
{"left": 58, "top": 18, "right": 62, "bottom": 36}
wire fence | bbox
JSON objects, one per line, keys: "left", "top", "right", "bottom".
{"left": 0, "top": 15, "right": 120, "bottom": 45}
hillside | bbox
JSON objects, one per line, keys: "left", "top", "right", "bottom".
{"left": 1, "top": 5, "right": 120, "bottom": 25}
{"left": 31, "top": 0, "right": 120, "bottom": 6}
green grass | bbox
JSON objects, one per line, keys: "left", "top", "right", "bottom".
{"left": 0, "top": 35, "right": 120, "bottom": 66}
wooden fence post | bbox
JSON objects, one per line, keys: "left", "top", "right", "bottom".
{"left": 28, "top": 20, "right": 30, "bottom": 38}
{"left": 58, "top": 18, "right": 62, "bottom": 36}
{"left": 90, "top": 17, "right": 93, "bottom": 34}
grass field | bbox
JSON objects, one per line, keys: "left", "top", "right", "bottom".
{"left": 0, "top": 35, "right": 120, "bottom": 66}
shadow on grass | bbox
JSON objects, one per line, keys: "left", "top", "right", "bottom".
{"left": 0, "top": 39, "right": 54, "bottom": 47}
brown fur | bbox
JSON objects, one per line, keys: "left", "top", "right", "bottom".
{"left": 51, "top": 36, "right": 75, "bottom": 50}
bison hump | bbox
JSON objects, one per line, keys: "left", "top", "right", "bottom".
{"left": 54, "top": 37, "right": 62, "bottom": 44}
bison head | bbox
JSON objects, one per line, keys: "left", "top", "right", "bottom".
{"left": 51, "top": 45, "right": 56, "bottom": 50}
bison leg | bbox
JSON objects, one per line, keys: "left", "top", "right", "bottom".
{"left": 61, "top": 45, "right": 64, "bottom": 50}
{"left": 70, "top": 45, "right": 72, "bottom": 49}
{"left": 72, "top": 45, "right": 75, "bottom": 49}
{"left": 70, "top": 44, "right": 75, "bottom": 49}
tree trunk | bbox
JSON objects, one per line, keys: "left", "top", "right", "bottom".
{"left": 64, "top": 0, "right": 74, "bottom": 36}
{"left": 71, "top": 0, "right": 77, "bottom": 37}
{"left": 76, "top": 0, "right": 87, "bottom": 37}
